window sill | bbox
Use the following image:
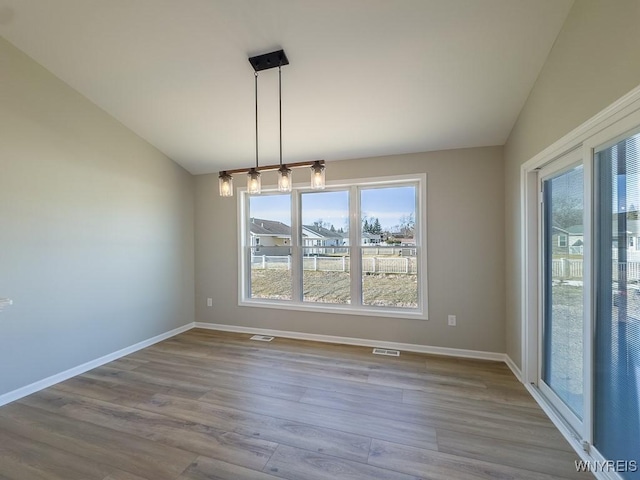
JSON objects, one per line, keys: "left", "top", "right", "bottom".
{"left": 239, "top": 298, "right": 428, "bottom": 320}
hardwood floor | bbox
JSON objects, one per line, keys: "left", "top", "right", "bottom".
{"left": 0, "top": 329, "right": 593, "bottom": 479}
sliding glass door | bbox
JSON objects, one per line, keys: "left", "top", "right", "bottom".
{"left": 540, "top": 157, "right": 584, "bottom": 429}
{"left": 594, "top": 132, "right": 640, "bottom": 478}
{"left": 527, "top": 101, "right": 640, "bottom": 479}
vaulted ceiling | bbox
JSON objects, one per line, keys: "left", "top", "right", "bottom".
{"left": 0, "top": 0, "right": 573, "bottom": 174}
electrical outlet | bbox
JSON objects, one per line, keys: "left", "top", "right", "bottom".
{"left": 448, "top": 315, "right": 456, "bottom": 326}
{"left": 207, "top": 298, "right": 213, "bottom": 307}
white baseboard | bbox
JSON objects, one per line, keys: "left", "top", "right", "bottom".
{"left": 0, "top": 322, "right": 194, "bottom": 407}
{"left": 504, "top": 355, "right": 523, "bottom": 382}
{"left": 193, "top": 322, "right": 506, "bottom": 362}
{"left": 0, "top": 321, "right": 513, "bottom": 408}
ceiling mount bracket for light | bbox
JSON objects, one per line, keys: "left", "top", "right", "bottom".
{"left": 219, "top": 48, "right": 325, "bottom": 197}
{"left": 248, "top": 49, "right": 289, "bottom": 72}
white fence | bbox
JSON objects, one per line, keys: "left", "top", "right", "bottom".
{"left": 252, "top": 255, "right": 291, "bottom": 270}
{"left": 303, "top": 256, "right": 349, "bottom": 272}
{"left": 552, "top": 258, "right": 640, "bottom": 281}
{"left": 362, "top": 247, "right": 417, "bottom": 256}
{"left": 252, "top": 255, "right": 417, "bottom": 274}
{"left": 552, "top": 259, "right": 584, "bottom": 279}
{"left": 613, "top": 261, "right": 640, "bottom": 281}
{"left": 362, "top": 256, "right": 414, "bottom": 274}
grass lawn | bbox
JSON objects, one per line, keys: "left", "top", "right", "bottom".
{"left": 250, "top": 269, "right": 418, "bottom": 307}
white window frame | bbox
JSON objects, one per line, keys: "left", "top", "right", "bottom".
{"left": 238, "top": 173, "right": 428, "bottom": 320}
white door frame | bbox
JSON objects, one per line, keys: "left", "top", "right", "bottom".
{"left": 537, "top": 150, "right": 585, "bottom": 435}
{"left": 520, "top": 85, "right": 640, "bottom": 472}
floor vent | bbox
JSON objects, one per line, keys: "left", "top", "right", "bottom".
{"left": 250, "top": 335, "right": 275, "bottom": 342}
{"left": 372, "top": 348, "right": 400, "bottom": 357}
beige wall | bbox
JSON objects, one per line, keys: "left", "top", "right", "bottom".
{"left": 196, "top": 147, "right": 505, "bottom": 353}
{"left": 504, "top": 0, "right": 640, "bottom": 367}
{"left": 0, "top": 37, "right": 195, "bottom": 396}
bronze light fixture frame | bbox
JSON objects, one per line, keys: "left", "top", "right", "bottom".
{"left": 218, "top": 49, "right": 326, "bottom": 197}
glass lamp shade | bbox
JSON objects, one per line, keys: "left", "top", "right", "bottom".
{"left": 218, "top": 172, "right": 233, "bottom": 197}
{"left": 247, "top": 168, "right": 262, "bottom": 195}
{"left": 278, "top": 165, "right": 292, "bottom": 192}
{"left": 310, "top": 161, "right": 325, "bottom": 190}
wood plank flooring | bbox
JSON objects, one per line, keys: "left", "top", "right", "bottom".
{"left": 0, "top": 329, "right": 593, "bottom": 479}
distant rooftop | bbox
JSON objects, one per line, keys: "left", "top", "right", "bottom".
{"left": 249, "top": 218, "right": 291, "bottom": 236}
{"left": 302, "top": 224, "right": 345, "bottom": 239}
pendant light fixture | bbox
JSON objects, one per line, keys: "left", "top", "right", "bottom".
{"left": 247, "top": 71, "right": 261, "bottom": 195}
{"left": 277, "top": 64, "right": 292, "bottom": 192}
{"left": 310, "top": 160, "right": 326, "bottom": 190}
{"left": 218, "top": 171, "right": 233, "bottom": 197}
{"left": 218, "top": 49, "right": 326, "bottom": 197}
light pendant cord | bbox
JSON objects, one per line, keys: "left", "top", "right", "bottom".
{"left": 255, "top": 71, "right": 259, "bottom": 169}
{"left": 279, "top": 65, "right": 282, "bottom": 167}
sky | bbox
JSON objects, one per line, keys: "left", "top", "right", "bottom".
{"left": 249, "top": 186, "right": 416, "bottom": 231}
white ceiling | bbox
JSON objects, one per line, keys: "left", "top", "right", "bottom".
{"left": 0, "top": 0, "right": 573, "bottom": 175}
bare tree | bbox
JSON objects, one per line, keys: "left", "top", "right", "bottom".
{"left": 552, "top": 197, "right": 582, "bottom": 229}
{"left": 313, "top": 219, "right": 331, "bottom": 229}
{"left": 398, "top": 213, "right": 415, "bottom": 237}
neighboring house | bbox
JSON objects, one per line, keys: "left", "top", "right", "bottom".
{"left": 551, "top": 226, "right": 570, "bottom": 256}
{"left": 249, "top": 218, "right": 291, "bottom": 256}
{"left": 383, "top": 233, "right": 415, "bottom": 246}
{"left": 250, "top": 220, "right": 350, "bottom": 256}
{"left": 551, "top": 225, "right": 583, "bottom": 256}
{"left": 362, "top": 232, "right": 382, "bottom": 245}
{"left": 566, "top": 225, "right": 584, "bottom": 256}
{"left": 395, "top": 237, "right": 416, "bottom": 247}
{"left": 613, "top": 219, "right": 640, "bottom": 262}
{"left": 391, "top": 237, "right": 416, "bottom": 256}
{"left": 301, "top": 224, "right": 347, "bottom": 255}
{"left": 554, "top": 221, "right": 640, "bottom": 260}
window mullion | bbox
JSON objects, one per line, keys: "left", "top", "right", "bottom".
{"left": 241, "top": 192, "right": 251, "bottom": 302}
{"left": 349, "top": 185, "right": 362, "bottom": 307}
{"left": 291, "top": 190, "right": 302, "bottom": 302}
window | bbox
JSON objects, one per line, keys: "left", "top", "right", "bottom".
{"left": 557, "top": 235, "right": 568, "bottom": 247}
{"left": 361, "top": 186, "right": 418, "bottom": 308}
{"left": 541, "top": 161, "right": 584, "bottom": 424}
{"left": 301, "top": 190, "right": 350, "bottom": 305}
{"left": 239, "top": 175, "right": 427, "bottom": 319}
{"left": 246, "top": 194, "right": 292, "bottom": 301}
